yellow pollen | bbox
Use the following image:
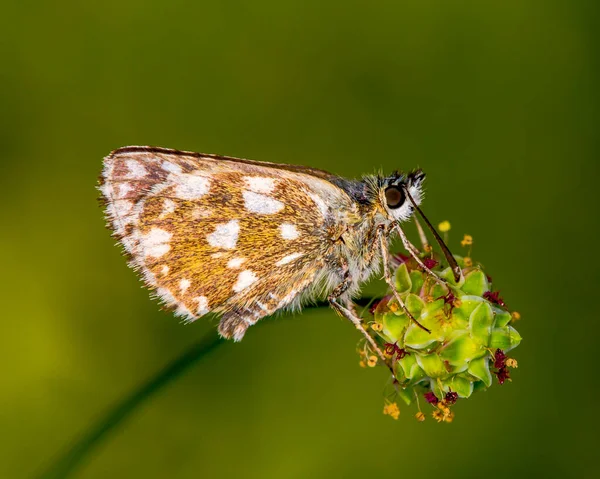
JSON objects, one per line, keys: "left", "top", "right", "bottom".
{"left": 437, "top": 400, "right": 450, "bottom": 414}
{"left": 464, "top": 257, "right": 473, "bottom": 267}
{"left": 511, "top": 311, "right": 522, "bottom": 321}
{"left": 432, "top": 410, "right": 444, "bottom": 422}
{"left": 367, "top": 355, "right": 378, "bottom": 367}
{"left": 383, "top": 402, "right": 400, "bottom": 420}
{"left": 438, "top": 220, "right": 451, "bottom": 233}
{"left": 415, "top": 411, "right": 426, "bottom": 422}
{"left": 461, "top": 234, "right": 473, "bottom": 247}
{"left": 506, "top": 358, "right": 518, "bottom": 368}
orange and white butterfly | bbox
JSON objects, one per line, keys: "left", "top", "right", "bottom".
{"left": 100, "top": 146, "right": 455, "bottom": 361}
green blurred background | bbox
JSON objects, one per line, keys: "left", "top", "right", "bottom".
{"left": 1, "top": 0, "right": 598, "bottom": 477}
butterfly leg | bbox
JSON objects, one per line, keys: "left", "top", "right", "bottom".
{"left": 328, "top": 269, "right": 394, "bottom": 376}
{"left": 394, "top": 224, "right": 446, "bottom": 287}
{"left": 379, "top": 229, "right": 432, "bottom": 333}
{"left": 413, "top": 216, "right": 430, "bottom": 250}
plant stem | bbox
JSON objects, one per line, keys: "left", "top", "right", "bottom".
{"left": 37, "top": 299, "right": 375, "bottom": 478}
{"left": 37, "top": 331, "right": 224, "bottom": 479}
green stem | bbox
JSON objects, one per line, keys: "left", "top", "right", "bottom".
{"left": 37, "top": 331, "right": 224, "bottom": 479}
{"left": 37, "top": 298, "right": 375, "bottom": 478}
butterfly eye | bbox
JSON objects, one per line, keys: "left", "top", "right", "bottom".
{"left": 384, "top": 186, "right": 405, "bottom": 209}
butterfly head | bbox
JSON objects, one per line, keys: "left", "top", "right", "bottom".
{"left": 376, "top": 169, "right": 425, "bottom": 223}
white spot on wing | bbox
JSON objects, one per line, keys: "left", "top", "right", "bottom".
{"left": 308, "top": 192, "right": 328, "bottom": 218}
{"left": 227, "top": 257, "right": 246, "bottom": 269}
{"left": 243, "top": 191, "right": 284, "bottom": 214}
{"left": 117, "top": 182, "right": 133, "bottom": 198}
{"left": 125, "top": 159, "right": 148, "bottom": 179}
{"left": 99, "top": 182, "right": 114, "bottom": 200}
{"left": 175, "top": 174, "right": 210, "bottom": 200}
{"left": 103, "top": 157, "right": 115, "bottom": 184}
{"left": 157, "top": 287, "right": 176, "bottom": 305}
{"left": 143, "top": 268, "right": 157, "bottom": 287}
{"left": 280, "top": 223, "right": 299, "bottom": 240}
{"left": 121, "top": 235, "right": 136, "bottom": 254}
{"left": 180, "top": 278, "right": 191, "bottom": 293}
{"left": 160, "top": 265, "right": 170, "bottom": 275}
{"left": 140, "top": 228, "right": 172, "bottom": 258}
{"left": 195, "top": 296, "right": 210, "bottom": 316}
{"left": 175, "top": 304, "right": 194, "bottom": 319}
{"left": 233, "top": 270, "right": 258, "bottom": 292}
{"left": 162, "top": 161, "right": 182, "bottom": 174}
{"left": 244, "top": 176, "right": 276, "bottom": 194}
{"left": 108, "top": 199, "right": 134, "bottom": 221}
{"left": 160, "top": 199, "right": 176, "bottom": 218}
{"left": 275, "top": 252, "right": 303, "bottom": 265}
{"left": 207, "top": 220, "right": 240, "bottom": 249}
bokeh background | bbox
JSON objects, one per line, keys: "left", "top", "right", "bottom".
{"left": 1, "top": 0, "right": 599, "bottom": 478}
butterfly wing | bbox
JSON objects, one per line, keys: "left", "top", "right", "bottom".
{"left": 100, "top": 146, "right": 355, "bottom": 339}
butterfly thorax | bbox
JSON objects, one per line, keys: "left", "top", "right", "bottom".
{"left": 325, "top": 176, "right": 398, "bottom": 295}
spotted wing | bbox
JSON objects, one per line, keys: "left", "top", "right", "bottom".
{"left": 100, "top": 146, "right": 354, "bottom": 340}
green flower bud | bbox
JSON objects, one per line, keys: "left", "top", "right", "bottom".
{"left": 368, "top": 246, "right": 521, "bottom": 422}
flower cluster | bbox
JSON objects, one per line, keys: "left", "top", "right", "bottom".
{"left": 362, "top": 226, "right": 521, "bottom": 422}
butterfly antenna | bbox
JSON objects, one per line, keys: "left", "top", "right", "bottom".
{"left": 404, "top": 188, "right": 461, "bottom": 282}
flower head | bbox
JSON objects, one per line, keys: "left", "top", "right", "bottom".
{"left": 364, "top": 228, "right": 521, "bottom": 422}
{"left": 370, "top": 322, "right": 383, "bottom": 332}
{"left": 506, "top": 358, "right": 518, "bottom": 368}
{"left": 423, "top": 257, "right": 439, "bottom": 269}
{"left": 494, "top": 349, "right": 507, "bottom": 369}
{"left": 495, "top": 366, "right": 511, "bottom": 385}
{"left": 483, "top": 291, "right": 506, "bottom": 308}
{"left": 432, "top": 409, "right": 445, "bottom": 422}
{"left": 384, "top": 342, "right": 408, "bottom": 361}
{"left": 383, "top": 402, "right": 400, "bottom": 420}
{"left": 438, "top": 221, "right": 451, "bottom": 233}
{"left": 367, "top": 355, "right": 377, "bottom": 367}
{"left": 445, "top": 391, "right": 458, "bottom": 405}
{"left": 437, "top": 291, "right": 460, "bottom": 316}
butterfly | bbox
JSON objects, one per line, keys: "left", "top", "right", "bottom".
{"left": 99, "top": 146, "right": 459, "bottom": 365}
